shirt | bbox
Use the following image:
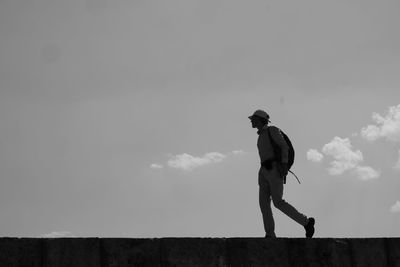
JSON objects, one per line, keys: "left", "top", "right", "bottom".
{"left": 257, "top": 125, "right": 289, "bottom": 164}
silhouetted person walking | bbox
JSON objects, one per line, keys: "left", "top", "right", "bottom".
{"left": 249, "top": 109, "right": 315, "bottom": 238}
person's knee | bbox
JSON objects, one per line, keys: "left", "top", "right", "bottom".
{"left": 259, "top": 199, "right": 271, "bottom": 208}
{"left": 259, "top": 198, "right": 271, "bottom": 209}
{"left": 272, "top": 198, "right": 284, "bottom": 209}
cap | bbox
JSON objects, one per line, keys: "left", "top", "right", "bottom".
{"left": 248, "top": 109, "right": 271, "bottom": 122}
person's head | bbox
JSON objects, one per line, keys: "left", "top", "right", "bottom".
{"left": 248, "top": 110, "right": 270, "bottom": 129}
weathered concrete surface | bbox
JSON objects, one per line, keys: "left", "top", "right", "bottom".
{"left": 228, "top": 238, "right": 289, "bottom": 267}
{"left": 350, "top": 238, "right": 387, "bottom": 267}
{"left": 101, "top": 238, "right": 160, "bottom": 267}
{"left": 161, "top": 238, "right": 227, "bottom": 267}
{"left": 43, "top": 238, "right": 100, "bottom": 267}
{"left": 0, "top": 238, "right": 399, "bottom": 267}
{"left": 387, "top": 238, "right": 400, "bottom": 267}
{"left": 0, "top": 238, "right": 42, "bottom": 267}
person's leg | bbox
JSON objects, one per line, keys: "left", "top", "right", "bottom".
{"left": 268, "top": 164, "right": 308, "bottom": 226}
{"left": 258, "top": 167, "right": 276, "bottom": 237}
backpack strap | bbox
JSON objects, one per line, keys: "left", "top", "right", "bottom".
{"left": 289, "top": 170, "right": 301, "bottom": 184}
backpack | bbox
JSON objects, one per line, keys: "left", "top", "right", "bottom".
{"left": 267, "top": 127, "right": 300, "bottom": 184}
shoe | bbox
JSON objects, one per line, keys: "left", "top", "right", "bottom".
{"left": 304, "top": 217, "right": 315, "bottom": 238}
{"left": 265, "top": 234, "right": 276, "bottom": 238}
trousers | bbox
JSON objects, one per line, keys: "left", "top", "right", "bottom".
{"left": 258, "top": 163, "right": 308, "bottom": 237}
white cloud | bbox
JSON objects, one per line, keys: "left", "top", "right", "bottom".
{"left": 361, "top": 104, "right": 400, "bottom": 142}
{"left": 150, "top": 163, "right": 164, "bottom": 169}
{"left": 232, "top": 150, "right": 245, "bottom": 155}
{"left": 320, "top": 137, "right": 380, "bottom": 180}
{"left": 361, "top": 125, "right": 381, "bottom": 141}
{"left": 167, "top": 152, "right": 226, "bottom": 171}
{"left": 354, "top": 166, "right": 380, "bottom": 180}
{"left": 390, "top": 201, "right": 400, "bottom": 213}
{"left": 322, "top": 137, "right": 363, "bottom": 175}
{"left": 307, "top": 149, "right": 324, "bottom": 162}
{"left": 41, "top": 231, "right": 76, "bottom": 238}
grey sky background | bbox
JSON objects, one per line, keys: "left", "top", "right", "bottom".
{"left": 1, "top": 0, "right": 399, "bottom": 238}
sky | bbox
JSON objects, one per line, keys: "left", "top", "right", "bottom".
{"left": 0, "top": 0, "right": 399, "bottom": 238}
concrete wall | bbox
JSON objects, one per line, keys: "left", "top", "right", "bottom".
{"left": 0, "top": 237, "right": 399, "bottom": 267}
